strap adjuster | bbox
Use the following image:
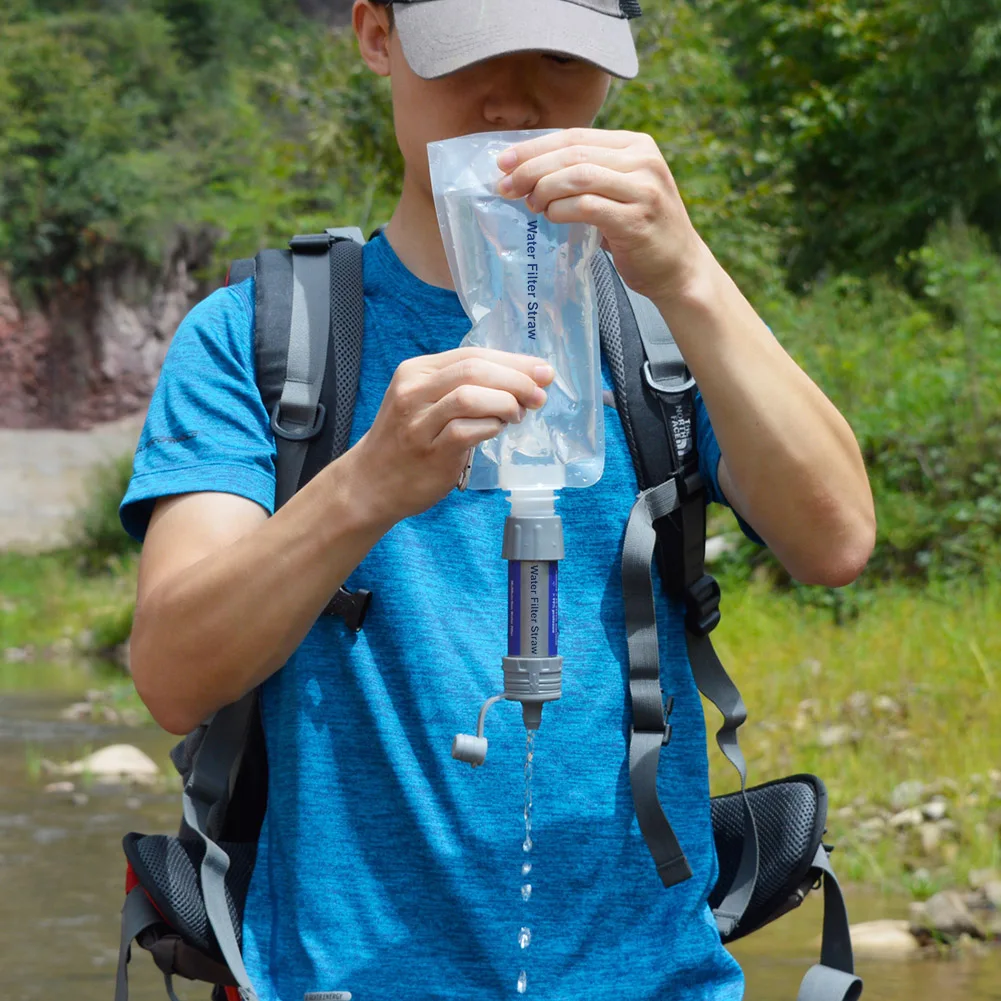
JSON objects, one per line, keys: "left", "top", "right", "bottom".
{"left": 685, "top": 573, "right": 721, "bottom": 637}
{"left": 642, "top": 359, "right": 696, "bottom": 397}
{"left": 270, "top": 401, "right": 326, "bottom": 442}
{"left": 629, "top": 693, "right": 674, "bottom": 747}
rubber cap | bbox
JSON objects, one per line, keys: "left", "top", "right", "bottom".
{"left": 451, "top": 733, "right": 488, "bottom": 767}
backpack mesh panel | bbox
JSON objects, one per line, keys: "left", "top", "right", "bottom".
{"left": 329, "top": 240, "right": 365, "bottom": 462}
{"left": 126, "top": 835, "right": 257, "bottom": 959}
{"left": 709, "top": 776, "right": 824, "bottom": 939}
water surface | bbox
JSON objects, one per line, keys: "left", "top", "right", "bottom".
{"left": 2, "top": 677, "right": 999, "bottom": 1000}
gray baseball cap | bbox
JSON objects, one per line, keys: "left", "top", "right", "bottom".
{"left": 380, "top": 0, "right": 642, "bottom": 81}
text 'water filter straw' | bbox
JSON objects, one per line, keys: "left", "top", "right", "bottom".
{"left": 427, "top": 130, "right": 604, "bottom": 765}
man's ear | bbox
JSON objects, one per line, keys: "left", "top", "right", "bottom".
{"left": 354, "top": 0, "right": 393, "bottom": 78}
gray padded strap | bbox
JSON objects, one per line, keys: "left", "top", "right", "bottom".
{"left": 622, "top": 478, "right": 691, "bottom": 887}
{"left": 275, "top": 243, "right": 332, "bottom": 504}
{"left": 181, "top": 696, "right": 258, "bottom": 999}
{"left": 796, "top": 846, "right": 862, "bottom": 1001}
{"left": 115, "top": 886, "right": 163, "bottom": 1001}
{"left": 622, "top": 283, "right": 694, "bottom": 395}
{"left": 689, "top": 630, "right": 760, "bottom": 937}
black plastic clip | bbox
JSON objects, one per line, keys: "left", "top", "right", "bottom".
{"left": 684, "top": 573, "right": 721, "bottom": 637}
{"left": 324, "top": 586, "right": 372, "bottom": 632}
{"left": 270, "top": 401, "right": 326, "bottom": 442}
{"left": 289, "top": 233, "right": 334, "bottom": 254}
{"left": 677, "top": 467, "right": 704, "bottom": 501}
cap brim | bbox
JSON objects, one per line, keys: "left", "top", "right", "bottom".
{"left": 394, "top": 0, "right": 639, "bottom": 80}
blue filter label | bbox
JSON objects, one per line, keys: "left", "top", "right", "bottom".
{"left": 508, "top": 560, "right": 521, "bottom": 656}
{"left": 548, "top": 560, "right": 558, "bottom": 656}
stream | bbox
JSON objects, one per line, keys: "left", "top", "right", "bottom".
{"left": 1, "top": 667, "right": 999, "bottom": 1000}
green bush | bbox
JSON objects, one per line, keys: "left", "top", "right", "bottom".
{"left": 70, "top": 453, "right": 140, "bottom": 575}
{"left": 720, "top": 218, "right": 1001, "bottom": 590}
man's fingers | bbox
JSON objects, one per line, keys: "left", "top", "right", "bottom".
{"left": 434, "top": 416, "right": 506, "bottom": 452}
{"left": 500, "top": 145, "right": 635, "bottom": 200}
{"left": 424, "top": 385, "right": 528, "bottom": 442}
{"left": 426, "top": 358, "right": 549, "bottom": 413}
{"left": 421, "top": 346, "right": 555, "bottom": 385}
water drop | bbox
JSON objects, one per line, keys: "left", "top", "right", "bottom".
{"left": 518, "top": 926, "right": 532, "bottom": 949}
{"left": 522, "top": 835, "right": 533, "bottom": 852}
{"left": 521, "top": 883, "right": 532, "bottom": 901}
{"left": 517, "top": 970, "right": 528, "bottom": 994}
{"left": 521, "top": 861, "right": 532, "bottom": 876}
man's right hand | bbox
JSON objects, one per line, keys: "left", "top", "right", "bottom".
{"left": 350, "top": 347, "right": 554, "bottom": 525}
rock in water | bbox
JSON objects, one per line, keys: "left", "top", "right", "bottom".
{"left": 982, "top": 881, "right": 1001, "bottom": 911}
{"left": 48, "top": 744, "right": 160, "bottom": 785}
{"left": 922, "top": 891, "right": 985, "bottom": 939}
{"left": 849, "top": 920, "right": 920, "bottom": 958}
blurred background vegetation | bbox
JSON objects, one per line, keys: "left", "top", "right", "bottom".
{"left": 3, "top": 0, "right": 1000, "bottom": 586}
{"left": 2, "top": 0, "right": 1001, "bottom": 892}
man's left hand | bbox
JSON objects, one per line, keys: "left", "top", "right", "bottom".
{"left": 497, "top": 127, "right": 710, "bottom": 305}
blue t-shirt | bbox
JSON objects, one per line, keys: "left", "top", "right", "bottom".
{"left": 121, "top": 234, "right": 749, "bottom": 1001}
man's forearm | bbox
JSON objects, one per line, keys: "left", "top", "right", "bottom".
{"left": 651, "top": 240, "right": 875, "bottom": 586}
{"left": 131, "top": 449, "right": 393, "bottom": 734}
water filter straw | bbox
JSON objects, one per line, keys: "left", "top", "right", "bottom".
{"left": 429, "top": 131, "right": 602, "bottom": 766}
{"left": 501, "top": 489, "right": 564, "bottom": 732}
{"left": 451, "top": 489, "right": 565, "bottom": 765}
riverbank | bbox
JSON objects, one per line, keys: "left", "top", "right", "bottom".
{"left": 710, "top": 573, "right": 1001, "bottom": 900}
{"left": 3, "top": 544, "right": 999, "bottom": 903}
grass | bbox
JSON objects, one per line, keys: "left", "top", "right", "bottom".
{"left": 708, "top": 572, "right": 1001, "bottom": 896}
{"left": 0, "top": 549, "right": 139, "bottom": 655}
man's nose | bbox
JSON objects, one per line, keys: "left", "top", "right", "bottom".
{"left": 482, "top": 69, "right": 542, "bottom": 130}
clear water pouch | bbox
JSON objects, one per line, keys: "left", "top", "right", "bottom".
{"left": 428, "top": 129, "right": 605, "bottom": 492}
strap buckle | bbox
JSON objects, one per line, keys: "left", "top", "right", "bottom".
{"left": 629, "top": 693, "right": 674, "bottom": 747}
{"left": 685, "top": 573, "right": 721, "bottom": 637}
{"left": 324, "top": 585, "right": 372, "bottom": 632}
{"left": 642, "top": 359, "right": 696, "bottom": 397}
{"left": 270, "top": 401, "right": 326, "bottom": 442}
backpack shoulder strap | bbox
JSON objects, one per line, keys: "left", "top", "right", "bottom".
{"left": 251, "top": 229, "right": 371, "bottom": 631}
{"left": 593, "top": 250, "right": 759, "bottom": 936}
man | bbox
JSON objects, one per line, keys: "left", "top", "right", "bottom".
{"left": 120, "top": 2, "right": 875, "bottom": 997}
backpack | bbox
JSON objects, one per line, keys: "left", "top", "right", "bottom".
{"left": 114, "top": 227, "right": 863, "bottom": 1001}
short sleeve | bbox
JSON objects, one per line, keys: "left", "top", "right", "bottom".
{"left": 695, "top": 390, "right": 765, "bottom": 546}
{"left": 119, "top": 278, "right": 277, "bottom": 543}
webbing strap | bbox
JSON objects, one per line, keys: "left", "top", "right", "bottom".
{"left": 163, "top": 973, "right": 182, "bottom": 1001}
{"left": 273, "top": 241, "right": 332, "bottom": 505}
{"left": 115, "top": 886, "right": 163, "bottom": 1001}
{"left": 688, "top": 630, "right": 759, "bottom": 937}
{"left": 797, "top": 847, "right": 863, "bottom": 1001}
{"left": 622, "top": 478, "right": 691, "bottom": 888}
{"left": 615, "top": 277, "right": 759, "bottom": 933}
{"left": 181, "top": 696, "right": 258, "bottom": 1000}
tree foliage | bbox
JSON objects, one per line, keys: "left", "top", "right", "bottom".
{"left": 700, "top": 0, "right": 1001, "bottom": 286}
{"left": 3, "top": 0, "right": 1001, "bottom": 582}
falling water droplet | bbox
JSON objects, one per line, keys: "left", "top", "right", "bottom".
{"left": 518, "top": 926, "right": 532, "bottom": 949}
{"left": 521, "top": 883, "right": 532, "bottom": 901}
{"left": 521, "top": 861, "right": 532, "bottom": 876}
{"left": 517, "top": 970, "right": 528, "bottom": 994}
{"left": 522, "top": 835, "right": 533, "bottom": 852}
